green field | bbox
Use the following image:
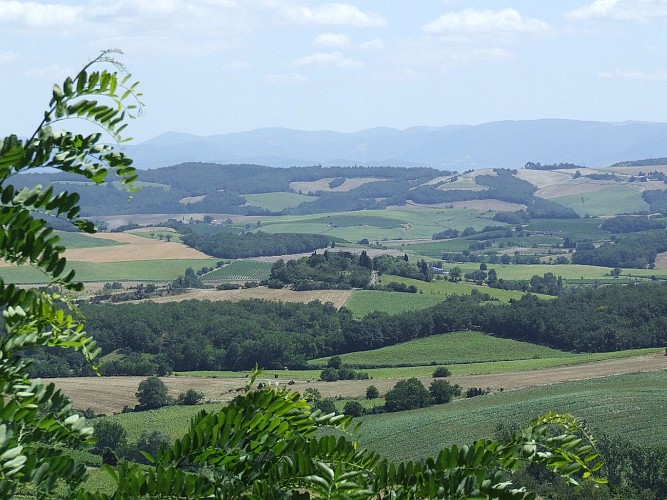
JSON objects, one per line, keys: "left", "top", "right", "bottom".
{"left": 381, "top": 275, "right": 542, "bottom": 302}
{"left": 345, "top": 290, "right": 445, "bottom": 317}
{"left": 358, "top": 371, "right": 667, "bottom": 462}
{"left": 308, "top": 331, "right": 574, "bottom": 367}
{"left": 526, "top": 218, "right": 611, "bottom": 241}
{"left": 92, "top": 369, "right": 667, "bottom": 467}
{"left": 129, "top": 228, "right": 182, "bottom": 242}
{"left": 553, "top": 186, "right": 649, "bottom": 216}
{"left": 244, "top": 192, "right": 317, "bottom": 211}
{"left": 176, "top": 348, "right": 659, "bottom": 380}
{"left": 394, "top": 238, "right": 473, "bottom": 256}
{"left": 55, "top": 231, "right": 123, "bottom": 249}
{"left": 257, "top": 208, "right": 498, "bottom": 242}
{"left": 442, "top": 262, "right": 667, "bottom": 281}
{"left": 95, "top": 403, "right": 223, "bottom": 443}
{"left": 0, "top": 259, "right": 219, "bottom": 283}
{"left": 202, "top": 260, "right": 273, "bottom": 281}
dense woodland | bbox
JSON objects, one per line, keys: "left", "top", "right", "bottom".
{"left": 179, "top": 228, "right": 331, "bottom": 259}
{"left": 268, "top": 252, "right": 431, "bottom": 290}
{"left": 600, "top": 215, "right": 667, "bottom": 233}
{"left": 13, "top": 164, "right": 446, "bottom": 216}
{"left": 572, "top": 231, "right": 667, "bottom": 268}
{"left": 28, "top": 283, "right": 667, "bottom": 377}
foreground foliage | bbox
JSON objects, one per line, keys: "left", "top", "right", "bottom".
{"left": 79, "top": 379, "right": 605, "bottom": 499}
{"left": 1, "top": 55, "right": 605, "bottom": 498}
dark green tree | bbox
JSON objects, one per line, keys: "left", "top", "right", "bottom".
{"left": 430, "top": 379, "right": 461, "bottom": 404}
{"left": 384, "top": 378, "right": 433, "bottom": 412}
{"left": 92, "top": 420, "right": 128, "bottom": 456}
{"left": 136, "top": 376, "right": 171, "bottom": 411}
{"left": 366, "top": 385, "right": 380, "bottom": 399}
{"left": 343, "top": 400, "right": 365, "bottom": 417}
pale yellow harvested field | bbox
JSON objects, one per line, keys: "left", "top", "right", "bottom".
{"left": 449, "top": 200, "right": 526, "bottom": 212}
{"left": 289, "top": 177, "right": 386, "bottom": 193}
{"left": 535, "top": 181, "right": 612, "bottom": 199}
{"left": 424, "top": 175, "right": 457, "bottom": 185}
{"left": 516, "top": 169, "right": 574, "bottom": 189}
{"left": 63, "top": 232, "right": 211, "bottom": 262}
{"left": 607, "top": 166, "right": 667, "bottom": 175}
{"left": 47, "top": 352, "right": 667, "bottom": 415}
{"left": 146, "top": 287, "right": 352, "bottom": 308}
{"left": 179, "top": 195, "right": 206, "bottom": 205}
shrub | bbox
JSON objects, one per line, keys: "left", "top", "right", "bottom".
{"left": 176, "top": 388, "right": 204, "bottom": 406}
{"left": 366, "top": 385, "right": 380, "bottom": 399}
{"left": 432, "top": 366, "right": 451, "bottom": 378}
{"left": 313, "top": 398, "right": 336, "bottom": 414}
{"left": 92, "top": 420, "right": 128, "bottom": 456}
{"left": 466, "top": 387, "right": 488, "bottom": 398}
{"left": 429, "top": 379, "right": 461, "bottom": 404}
{"left": 343, "top": 401, "right": 365, "bottom": 417}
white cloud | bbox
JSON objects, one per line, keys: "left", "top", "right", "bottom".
{"left": 359, "top": 37, "right": 384, "bottom": 50}
{"left": 0, "top": 52, "right": 18, "bottom": 63}
{"left": 314, "top": 33, "right": 351, "bottom": 48}
{"left": 424, "top": 8, "right": 548, "bottom": 35}
{"left": 292, "top": 51, "right": 363, "bottom": 68}
{"left": 0, "top": 0, "right": 248, "bottom": 56}
{"left": 598, "top": 68, "right": 667, "bottom": 80}
{"left": 280, "top": 3, "right": 386, "bottom": 27}
{"left": 0, "top": 1, "right": 82, "bottom": 28}
{"left": 263, "top": 72, "right": 307, "bottom": 84}
{"left": 24, "top": 63, "right": 73, "bottom": 80}
{"left": 567, "top": 0, "right": 667, "bottom": 22}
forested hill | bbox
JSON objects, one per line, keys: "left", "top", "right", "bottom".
{"left": 14, "top": 163, "right": 584, "bottom": 219}
{"left": 13, "top": 163, "right": 446, "bottom": 217}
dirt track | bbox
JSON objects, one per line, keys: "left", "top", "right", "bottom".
{"left": 47, "top": 352, "right": 665, "bottom": 415}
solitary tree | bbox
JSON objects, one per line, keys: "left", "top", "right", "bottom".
{"left": 384, "top": 378, "right": 433, "bottom": 412}
{"left": 136, "top": 376, "right": 171, "bottom": 410}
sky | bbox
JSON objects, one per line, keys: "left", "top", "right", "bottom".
{"left": 1, "top": 0, "right": 667, "bottom": 142}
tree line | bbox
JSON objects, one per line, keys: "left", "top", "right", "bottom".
{"left": 572, "top": 231, "right": 667, "bottom": 268}
{"left": 27, "top": 283, "right": 667, "bottom": 377}
{"left": 179, "top": 228, "right": 331, "bottom": 259}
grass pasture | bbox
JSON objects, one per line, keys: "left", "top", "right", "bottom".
{"left": 202, "top": 260, "right": 273, "bottom": 281}
{"left": 0, "top": 258, "right": 219, "bottom": 283}
{"left": 381, "top": 275, "right": 541, "bottom": 302}
{"left": 244, "top": 192, "right": 317, "bottom": 211}
{"left": 345, "top": 290, "right": 445, "bottom": 317}
{"left": 358, "top": 371, "right": 667, "bottom": 462}
{"left": 526, "top": 218, "right": 611, "bottom": 241}
{"left": 442, "top": 262, "right": 667, "bottom": 281}
{"left": 256, "top": 208, "right": 498, "bottom": 242}
{"left": 553, "top": 185, "right": 649, "bottom": 216}
{"left": 308, "top": 331, "right": 574, "bottom": 368}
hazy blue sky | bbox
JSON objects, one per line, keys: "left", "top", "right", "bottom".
{"left": 1, "top": 0, "right": 666, "bottom": 141}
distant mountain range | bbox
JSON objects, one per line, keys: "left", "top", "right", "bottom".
{"left": 126, "top": 119, "right": 667, "bottom": 171}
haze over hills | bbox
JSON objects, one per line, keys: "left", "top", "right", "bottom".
{"left": 126, "top": 119, "right": 667, "bottom": 170}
